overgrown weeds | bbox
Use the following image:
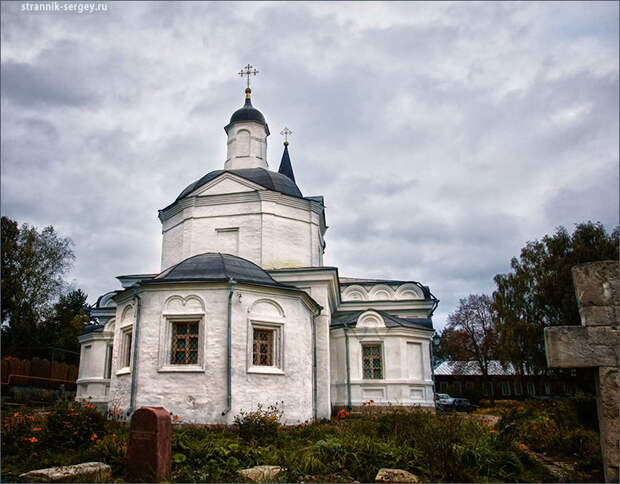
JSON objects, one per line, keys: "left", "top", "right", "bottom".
{"left": 1, "top": 396, "right": 603, "bottom": 483}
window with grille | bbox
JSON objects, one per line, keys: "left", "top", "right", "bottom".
{"left": 171, "top": 322, "right": 199, "bottom": 365}
{"left": 362, "top": 344, "right": 383, "bottom": 379}
{"left": 253, "top": 328, "right": 274, "bottom": 366}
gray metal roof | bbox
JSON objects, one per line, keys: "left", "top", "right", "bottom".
{"left": 278, "top": 144, "right": 295, "bottom": 182}
{"left": 148, "top": 253, "right": 293, "bottom": 289}
{"left": 331, "top": 310, "right": 433, "bottom": 331}
{"left": 173, "top": 168, "right": 303, "bottom": 203}
{"left": 81, "top": 324, "right": 104, "bottom": 335}
{"left": 434, "top": 360, "right": 520, "bottom": 376}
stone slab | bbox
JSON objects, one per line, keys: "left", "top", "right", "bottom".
{"left": 126, "top": 406, "right": 171, "bottom": 482}
{"left": 237, "top": 465, "right": 284, "bottom": 482}
{"left": 544, "top": 326, "right": 618, "bottom": 368}
{"left": 597, "top": 367, "right": 619, "bottom": 483}
{"left": 579, "top": 306, "right": 618, "bottom": 327}
{"left": 19, "top": 462, "right": 111, "bottom": 482}
{"left": 375, "top": 468, "right": 421, "bottom": 483}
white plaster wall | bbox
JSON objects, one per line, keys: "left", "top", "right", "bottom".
{"left": 267, "top": 277, "right": 334, "bottom": 420}
{"left": 161, "top": 193, "right": 323, "bottom": 271}
{"left": 76, "top": 332, "right": 113, "bottom": 403}
{"left": 161, "top": 221, "right": 185, "bottom": 270}
{"left": 261, "top": 213, "right": 311, "bottom": 269}
{"left": 330, "top": 326, "right": 435, "bottom": 408}
{"left": 225, "top": 122, "right": 268, "bottom": 170}
{"left": 109, "top": 284, "right": 314, "bottom": 424}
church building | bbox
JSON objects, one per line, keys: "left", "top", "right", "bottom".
{"left": 77, "top": 67, "right": 439, "bottom": 423}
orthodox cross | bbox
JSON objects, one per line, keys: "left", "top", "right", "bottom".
{"left": 280, "top": 127, "right": 293, "bottom": 145}
{"left": 238, "top": 64, "right": 259, "bottom": 89}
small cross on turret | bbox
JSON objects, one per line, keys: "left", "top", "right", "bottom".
{"left": 238, "top": 64, "right": 259, "bottom": 90}
{"left": 280, "top": 127, "right": 292, "bottom": 146}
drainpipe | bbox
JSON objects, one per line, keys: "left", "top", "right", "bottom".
{"left": 343, "top": 322, "right": 352, "bottom": 411}
{"left": 222, "top": 279, "right": 236, "bottom": 416}
{"left": 430, "top": 332, "right": 437, "bottom": 409}
{"left": 128, "top": 287, "right": 142, "bottom": 416}
{"left": 312, "top": 306, "right": 323, "bottom": 421}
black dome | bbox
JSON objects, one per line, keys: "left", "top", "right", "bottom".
{"left": 230, "top": 99, "right": 266, "bottom": 125}
{"left": 227, "top": 96, "right": 269, "bottom": 134}
{"left": 174, "top": 168, "right": 303, "bottom": 202}
{"left": 151, "top": 253, "right": 285, "bottom": 288}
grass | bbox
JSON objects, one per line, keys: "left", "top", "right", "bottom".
{"left": 1, "top": 396, "right": 603, "bottom": 483}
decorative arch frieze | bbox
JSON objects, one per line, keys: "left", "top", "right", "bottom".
{"left": 99, "top": 291, "right": 117, "bottom": 308}
{"left": 104, "top": 318, "right": 116, "bottom": 332}
{"left": 120, "top": 304, "right": 134, "bottom": 324}
{"left": 395, "top": 283, "right": 424, "bottom": 300}
{"left": 357, "top": 310, "right": 385, "bottom": 328}
{"left": 249, "top": 298, "right": 285, "bottom": 319}
{"left": 342, "top": 285, "right": 367, "bottom": 301}
{"left": 368, "top": 284, "right": 395, "bottom": 300}
{"left": 163, "top": 295, "right": 206, "bottom": 315}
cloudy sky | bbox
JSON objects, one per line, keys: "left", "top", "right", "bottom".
{"left": 1, "top": 1, "right": 618, "bottom": 330}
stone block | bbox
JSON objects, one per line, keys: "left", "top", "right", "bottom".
{"left": 19, "top": 462, "right": 111, "bottom": 482}
{"left": 572, "top": 261, "right": 619, "bottom": 316}
{"left": 544, "top": 326, "right": 618, "bottom": 368}
{"left": 126, "top": 406, "right": 171, "bottom": 482}
{"left": 579, "top": 305, "right": 618, "bottom": 327}
{"left": 597, "top": 367, "right": 619, "bottom": 483}
{"left": 237, "top": 465, "right": 284, "bottom": 482}
{"left": 375, "top": 468, "right": 421, "bottom": 482}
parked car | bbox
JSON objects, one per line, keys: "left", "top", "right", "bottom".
{"left": 437, "top": 397, "right": 478, "bottom": 413}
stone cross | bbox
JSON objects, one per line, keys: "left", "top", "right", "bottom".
{"left": 126, "top": 406, "right": 172, "bottom": 482}
{"left": 239, "top": 64, "right": 259, "bottom": 89}
{"left": 545, "top": 260, "right": 619, "bottom": 483}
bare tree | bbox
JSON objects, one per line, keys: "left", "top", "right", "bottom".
{"left": 442, "top": 294, "right": 498, "bottom": 405}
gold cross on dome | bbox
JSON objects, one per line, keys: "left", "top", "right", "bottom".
{"left": 238, "top": 64, "right": 259, "bottom": 89}
{"left": 280, "top": 127, "right": 292, "bottom": 145}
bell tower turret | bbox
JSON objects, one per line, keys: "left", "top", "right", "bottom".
{"left": 224, "top": 65, "right": 269, "bottom": 170}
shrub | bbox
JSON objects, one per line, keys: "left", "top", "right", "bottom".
{"left": 1, "top": 407, "right": 40, "bottom": 455}
{"left": 94, "top": 431, "right": 128, "bottom": 476}
{"left": 44, "top": 401, "right": 107, "bottom": 448}
{"left": 571, "top": 392, "right": 599, "bottom": 431}
{"left": 233, "top": 401, "right": 283, "bottom": 443}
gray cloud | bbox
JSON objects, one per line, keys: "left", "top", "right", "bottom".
{"left": 1, "top": 1, "right": 617, "bottom": 331}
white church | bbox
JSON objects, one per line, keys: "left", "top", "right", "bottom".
{"left": 77, "top": 68, "right": 439, "bottom": 423}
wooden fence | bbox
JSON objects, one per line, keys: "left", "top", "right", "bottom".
{"left": 1, "top": 356, "right": 78, "bottom": 390}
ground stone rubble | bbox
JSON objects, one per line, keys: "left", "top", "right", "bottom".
{"left": 375, "top": 468, "right": 421, "bottom": 483}
{"left": 19, "top": 462, "right": 112, "bottom": 482}
{"left": 237, "top": 465, "right": 284, "bottom": 482}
